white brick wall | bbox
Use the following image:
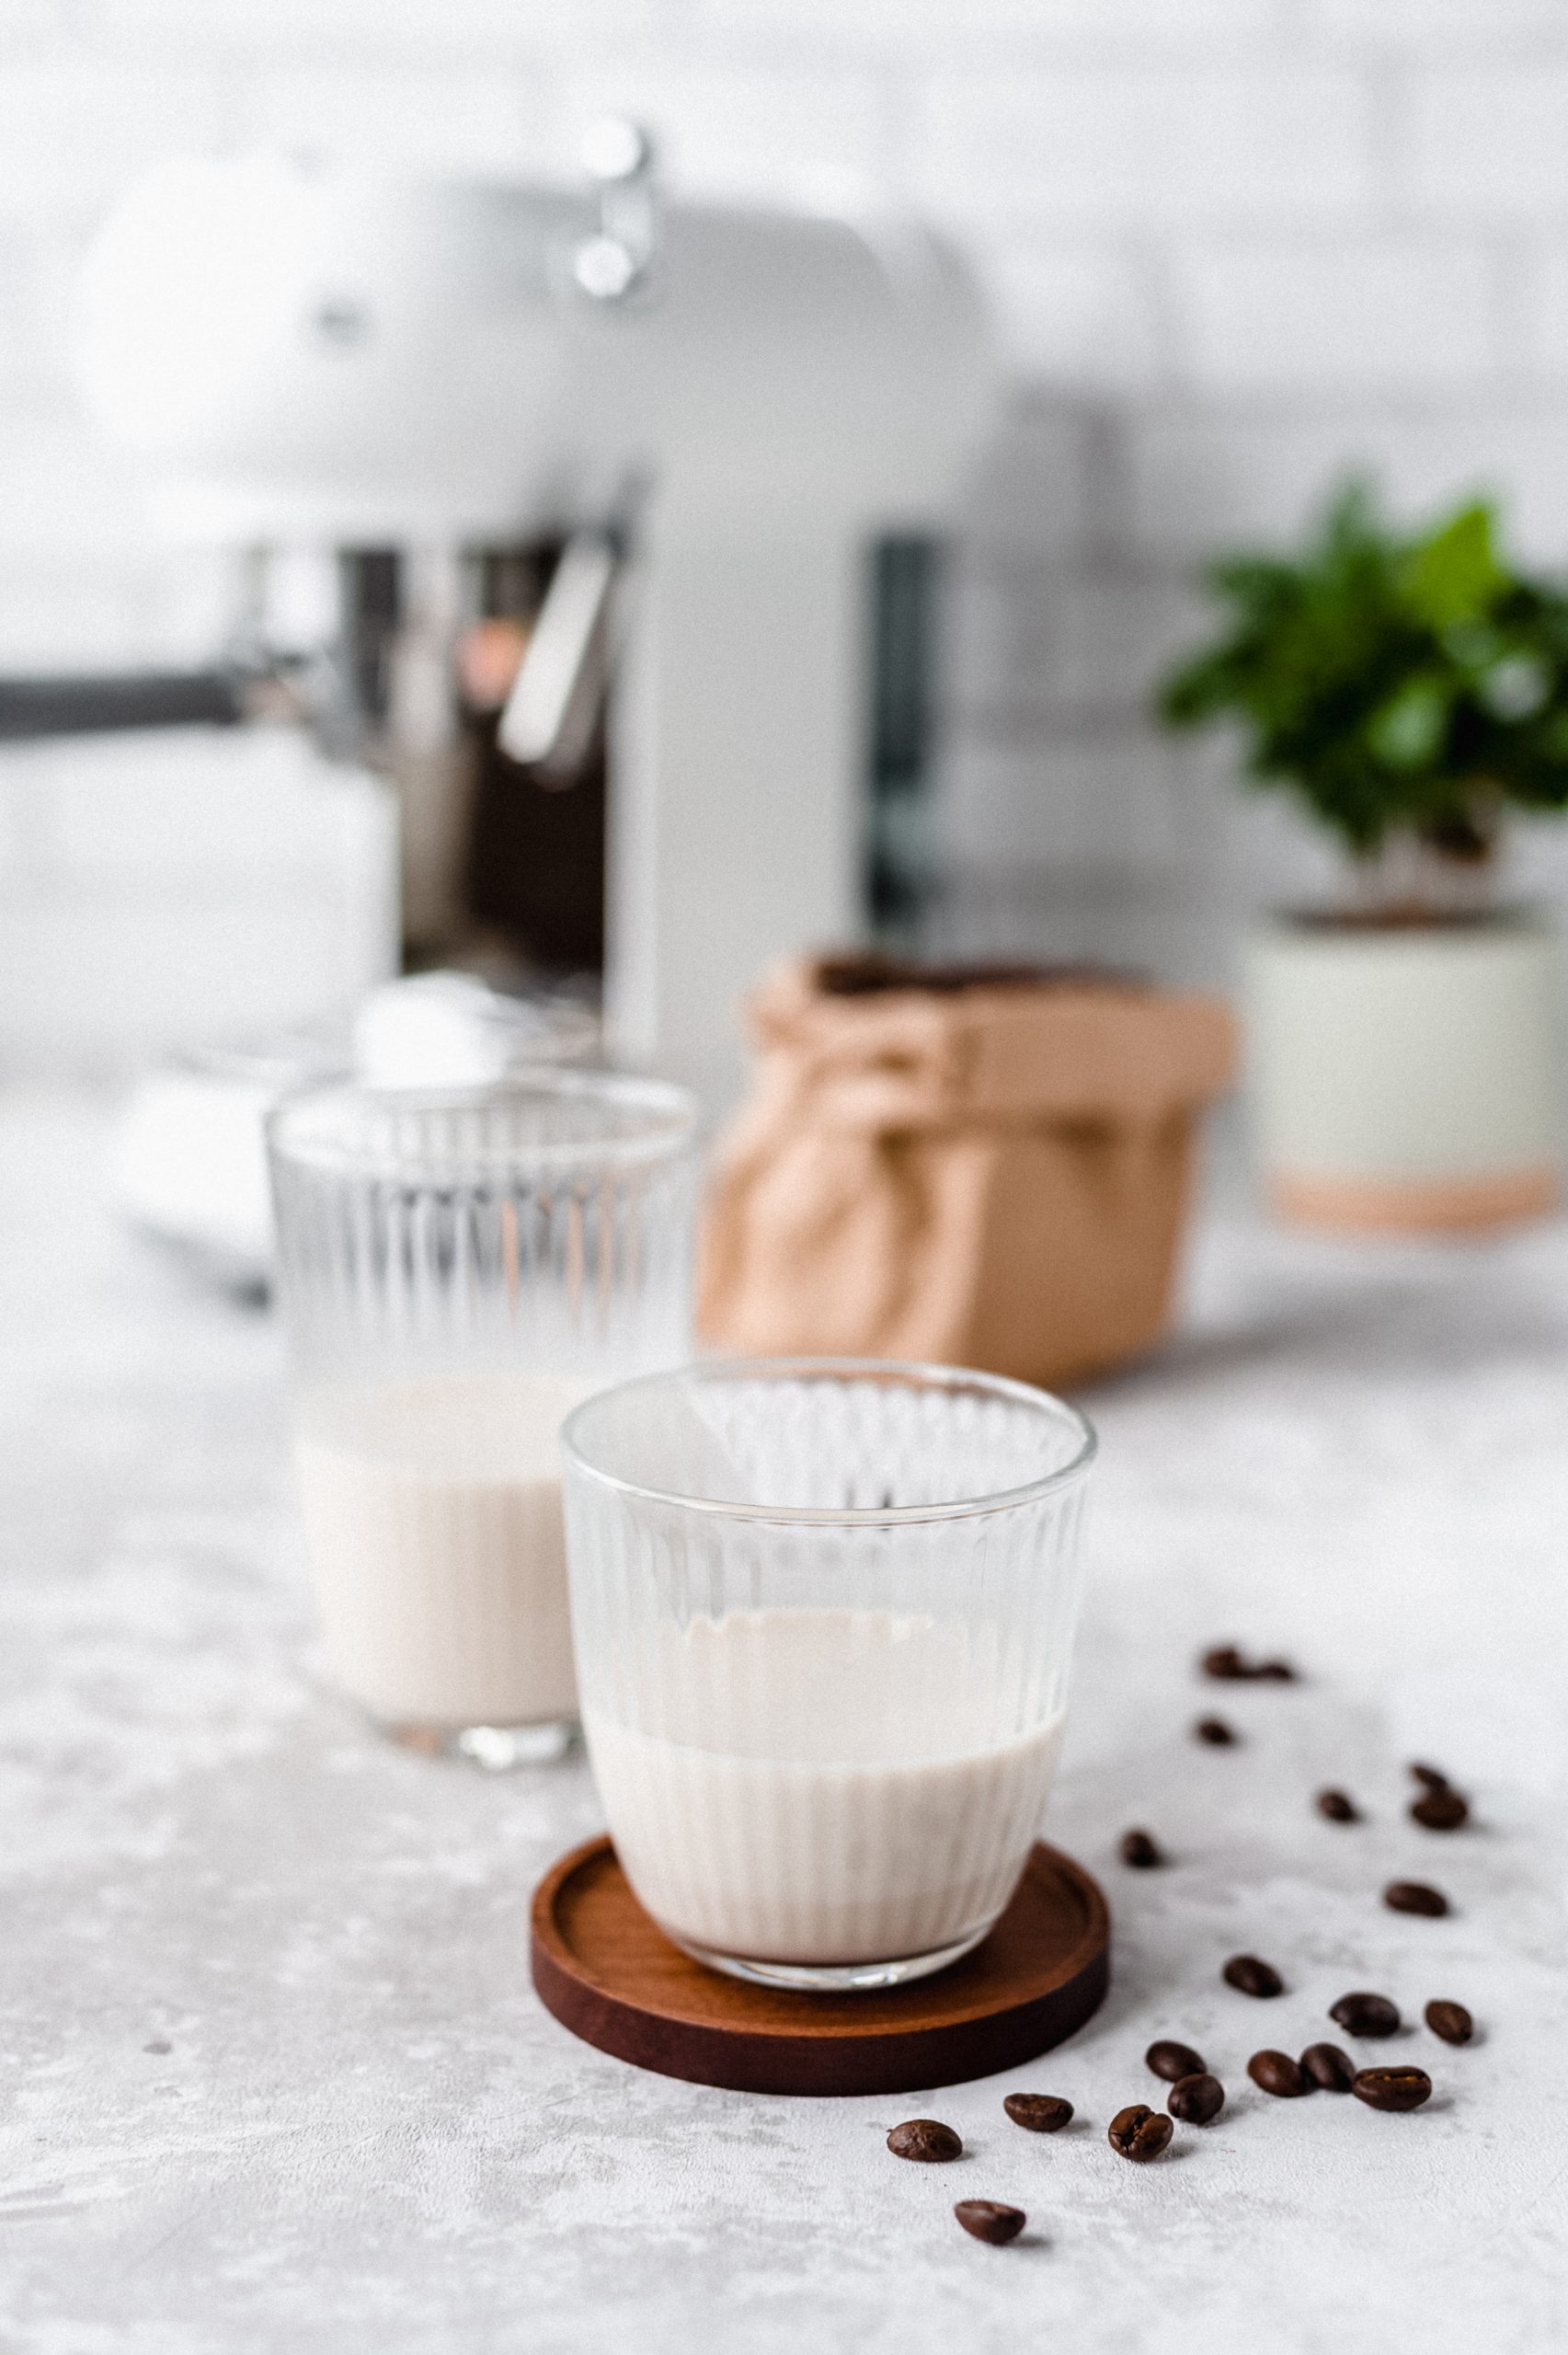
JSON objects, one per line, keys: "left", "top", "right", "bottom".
{"left": 5, "top": 0, "right": 1568, "bottom": 1043}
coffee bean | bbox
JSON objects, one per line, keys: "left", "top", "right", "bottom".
{"left": 1120, "top": 1829, "right": 1163, "bottom": 1869}
{"left": 1352, "top": 2066, "right": 1432, "bottom": 2113}
{"left": 1411, "top": 1787, "right": 1469, "bottom": 1832}
{"left": 1247, "top": 2049, "right": 1310, "bottom": 2097}
{"left": 1223, "top": 1954, "right": 1284, "bottom": 1998}
{"left": 1385, "top": 1879, "right": 1448, "bottom": 1917}
{"left": 1200, "top": 1643, "right": 1296, "bottom": 1682}
{"left": 1299, "top": 2042, "right": 1356, "bottom": 2093}
{"left": 1196, "top": 1717, "right": 1238, "bottom": 1746}
{"left": 1425, "top": 2000, "right": 1473, "bottom": 2047}
{"left": 1329, "top": 1991, "right": 1401, "bottom": 2039}
{"left": 1107, "top": 2105, "right": 1173, "bottom": 2162}
{"left": 954, "top": 2200, "right": 1025, "bottom": 2245}
{"left": 1167, "top": 2072, "right": 1224, "bottom": 2125}
{"left": 1316, "top": 1788, "right": 1360, "bottom": 1822}
{"left": 1146, "top": 2039, "right": 1206, "bottom": 2084}
{"left": 1003, "top": 2093, "right": 1072, "bottom": 2133}
{"left": 887, "top": 2119, "right": 962, "bottom": 2162}
{"left": 1409, "top": 1763, "right": 1449, "bottom": 1791}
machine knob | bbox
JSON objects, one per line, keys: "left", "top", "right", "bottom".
{"left": 573, "top": 117, "right": 658, "bottom": 306}
{"left": 581, "top": 116, "right": 653, "bottom": 187}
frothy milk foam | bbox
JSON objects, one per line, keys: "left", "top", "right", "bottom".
{"left": 586, "top": 1608, "right": 1064, "bottom": 1967}
{"left": 295, "top": 1372, "right": 592, "bottom": 1729}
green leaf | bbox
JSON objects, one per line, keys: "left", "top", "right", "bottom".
{"left": 1365, "top": 677, "right": 1449, "bottom": 770}
{"left": 1402, "top": 503, "right": 1505, "bottom": 631}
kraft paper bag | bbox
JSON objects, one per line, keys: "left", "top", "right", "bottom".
{"left": 699, "top": 957, "right": 1236, "bottom": 1389}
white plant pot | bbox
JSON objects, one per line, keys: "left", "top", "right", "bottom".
{"left": 1244, "top": 914, "right": 1561, "bottom": 1232}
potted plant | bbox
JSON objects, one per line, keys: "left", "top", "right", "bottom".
{"left": 1158, "top": 484, "right": 1566, "bottom": 1231}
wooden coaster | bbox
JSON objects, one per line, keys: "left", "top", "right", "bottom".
{"left": 530, "top": 1837, "right": 1110, "bottom": 2097}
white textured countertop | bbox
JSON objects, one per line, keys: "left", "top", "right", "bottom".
{"left": 1, "top": 1092, "right": 1564, "bottom": 2354}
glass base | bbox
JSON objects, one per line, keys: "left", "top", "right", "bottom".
{"left": 384, "top": 1717, "right": 580, "bottom": 1771}
{"left": 670, "top": 1920, "right": 993, "bottom": 1993}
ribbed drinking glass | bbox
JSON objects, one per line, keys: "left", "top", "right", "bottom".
{"left": 269, "top": 1072, "right": 699, "bottom": 1766}
{"left": 561, "top": 1359, "right": 1095, "bottom": 1988}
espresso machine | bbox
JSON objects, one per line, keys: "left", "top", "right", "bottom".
{"left": 74, "top": 128, "right": 997, "bottom": 1100}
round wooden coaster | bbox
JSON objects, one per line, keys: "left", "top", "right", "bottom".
{"left": 530, "top": 1837, "right": 1109, "bottom": 2097}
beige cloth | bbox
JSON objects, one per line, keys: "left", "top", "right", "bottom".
{"left": 699, "top": 959, "right": 1236, "bottom": 1388}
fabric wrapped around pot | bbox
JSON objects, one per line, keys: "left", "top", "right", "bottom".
{"left": 698, "top": 958, "right": 1236, "bottom": 1388}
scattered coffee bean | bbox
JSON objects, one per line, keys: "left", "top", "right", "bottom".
{"left": 1223, "top": 1954, "right": 1285, "bottom": 1998}
{"left": 1316, "top": 1787, "right": 1360, "bottom": 1822}
{"left": 1107, "top": 2105, "right": 1173, "bottom": 2162}
{"left": 1196, "top": 1717, "right": 1238, "bottom": 1746}
{"left": 1200, "top": 1643, "right": 1297, "bottom": 1683}
{"left": 954, "top": 2200, "right": 1025, "bottom": 2246}
{"left": 1352, "top": 2066, "right": 1432, "bottom": 2113}
{"left": 887, "top": 2119, "right": 962, "bottom": 2162}
{"left": 1329, "top": 1991, "right": 1401, "bottom": 2039}
{"left": 1167, "top": 2072, "right": 1224, "bottom": 2125}
{"left": 1247, "top": 2049, "right": 1310, "bottom": 2097}
{"left": 1425, "top": 2000, "right": 1473, "bottom": 2047}
{"left": 1120, "top": 1828, "right": 1163, "bottom": 1869}
{"left": 1003, "top": 2093, "right": 1072, "bottom": 2133}
{"left": 1385, "top": 1879, "right": 1448, "bottom": 1917}
{"left": 1299, "top": 2042, "right": 1356, "bottom": 2093}
{"left": 1409, "top": 1763, "right": 1450, "bottom": 1791}
{"left": 1146, "top": 2039, "right": 1206, "bottom": 2084}
{"left": 1411, "top": 1786, "right": 1469, "bottom": 1832}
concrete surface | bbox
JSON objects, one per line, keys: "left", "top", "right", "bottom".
{"left": 0, "top": 1091, "right": 1563, "bottom": 2354}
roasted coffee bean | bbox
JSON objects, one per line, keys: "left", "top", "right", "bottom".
{"left": 1299, "top": 2042, "right": 1356, "bottom": 2093}
{"left": 1003, "top": 2093, "right": 1073, "bottom": 2133}
{"left": 1120, "top": 1828, "right": 1163, "bottom": 1869}
{"left": 954, "top": 2200, "right": 1025, "bottom": 2246}
{"left": 1196, "top": 1717, "right": 1238, "bottom": 1746}
{"left": 1107, "top": 2105, "right": 1173, "bottom": 2162}
{"left": 1316, "top": 1787, "right": 1360, "bottom": 1822}
{"left": 1330, "top": 1991, "right": 1401, "bottom": 2039}
{"left": 1409, "top": 1763, "right": 1450, "bottom": 1790}
{"left": 1425, "top": 2000, "right": 1473, "bottom": 2047}
{"left": 1167, "top": 2072, "right": 1224, "bottom": 2125}
{"left": 1146, "top": 2039, "right": 1206, "bottom": 2084}
{"left": 1223, "top": 1954, "right": 1285, "bottom": 1998}
{"left": 1352, "top": 2066, "right": 1432, "bottom": 2113}
{"left": 1411, "top": 1786, "right": 1469, "bottom": 1832}
{"left": 887, "top": 2119, "right": 962, "bottom": 2162}
{"left": 1385, "top": 1879, "right": 1448, "bottom": 1918}
{"left": 1247, "top": 2049, "right": 1310, "bottom": 2097}
{"left": 1200, "top": 1643, "right": 1296, "bottom": 1682}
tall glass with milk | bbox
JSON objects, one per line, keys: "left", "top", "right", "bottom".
{"left": 268, "top": 1074, "right": 699, "bottom": 1765}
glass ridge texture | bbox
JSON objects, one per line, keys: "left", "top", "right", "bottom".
{"left": 562, "top": 1360, "right": 1095, "bottom": 1989}
{"left": 268, "top": 1072, "right": 699, "bottom": 1760}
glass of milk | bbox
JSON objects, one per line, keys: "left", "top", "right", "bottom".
{"left": 267, "top": 1073, "right": 699, "bottom": 1765}
{"left": 561, "top": 1359, "right": 1096, "bottom": 1989}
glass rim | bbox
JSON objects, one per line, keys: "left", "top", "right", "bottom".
{"left": 560, "top": 1356, "right": 1098, "bottom": 1527}
{"left": 265, "top": 1066, "right": 700, "bottom": 1178}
